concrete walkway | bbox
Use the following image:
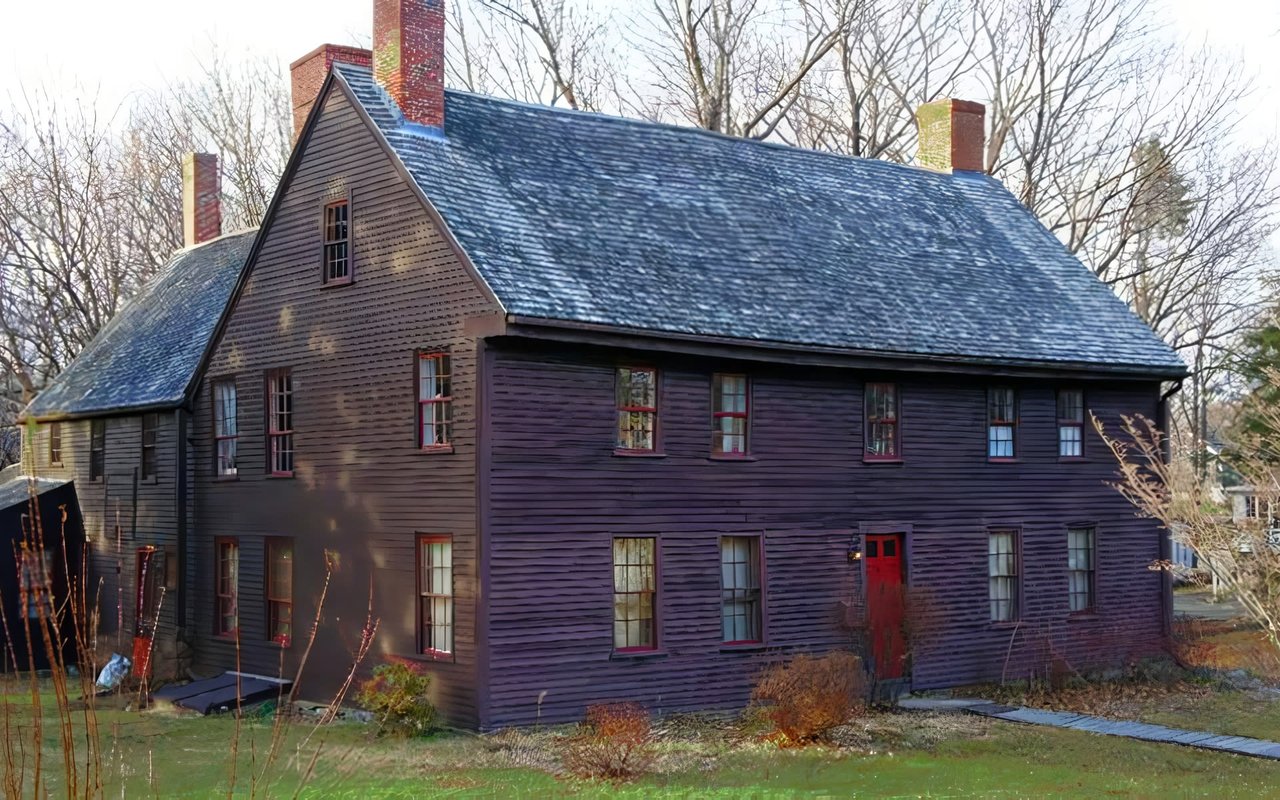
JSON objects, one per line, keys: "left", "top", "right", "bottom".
{"left": 899, "top": 697, "right": 1280, "bottom": 760}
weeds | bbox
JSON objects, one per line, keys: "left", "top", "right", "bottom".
{"left": 750, "top": 651, "right": 867, "bottom": 746}
{"left": 560, "top": 702, "right": 656, "bottom": 781}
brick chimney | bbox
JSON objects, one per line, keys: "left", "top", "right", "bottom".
{"left": 915, "top": 99, "right": 986, "bottom": 173}
{"left": 289, "top": 44, "right": 374, "bottom": 140}
{"left": 182, "top": 153, "right": 221, "bottom": 247}
{"left": 374, "top": 0, "right": 446, "bottom": 131}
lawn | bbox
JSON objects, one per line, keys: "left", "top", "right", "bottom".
{"left": 5, "top": 684, "right": 1278, "bottom": 798}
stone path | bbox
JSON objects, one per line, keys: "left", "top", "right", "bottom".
{"left": 898, "top": 697, "right": 1280, "bottom": 760}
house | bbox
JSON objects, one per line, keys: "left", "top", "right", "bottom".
{"left": 25, "top": 0, "right": 1185, "bottom": 729}
{"left": 19, "top": 155, "right": 255, "bottom": 677}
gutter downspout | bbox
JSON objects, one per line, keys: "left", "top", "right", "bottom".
{"left": 174, "top": 408, "right": 189, "bottom": 633}
{"left": 1157, "top": 379, "right": 1183, "bottom": 641}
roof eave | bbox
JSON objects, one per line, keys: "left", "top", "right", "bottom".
{"left": 19, "top": 398, "right": 186, "bottom": 425}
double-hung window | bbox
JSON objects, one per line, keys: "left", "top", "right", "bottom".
{"left": 988, "top": 530, "right": 1019, "bottom": 622}
{"left": 48, "top": 422, "right": 62, "bottom": 466}
{"left": 90, "top": 419, "right": 106, "bottom": 480}
{"left": 1058, "top": 390, "right": 1085, "bottom": 458}
{"left": 213, "top": 379, "right": 238, "bottom": 477}
{"left": 418, "top": 535, "right": 454, "bottom": 656}
{"left": 418, "top": 353, "right": 453, "bottom": 449}
{"left": 266, "top": 538, "right": 294, "bottom": 646}
{"left": 267, "top": 370, "right": 294, "bottom": 476}
{"left": 322, "top": 200, "right": 350, "bottom": 283}
{"left": 865, "top": 382, "right": 900, "bottom": 460}
{"left": 987, "top": 388, "right": 1017, "bottom": 459}
{"left": 140, "top": 413, "right": 158, "bottom": 479}
{"left": 215, "top": 537, "right": 239, "bottom": 637}
{"left": 721, "top": 536, "right": 762, "bottom": 643}
{"left": 616, "top": 368, "right": 658, "bottom": 452}
{"left": 612, "top": 537, "right": 657, "bottom": 651}
{"left": 1067, "top": 526, "right": 1096, "bottom": 613}
{"left": 711, "top": 374, "right": 749, "bottom": 456}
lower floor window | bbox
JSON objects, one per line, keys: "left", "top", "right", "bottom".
{"left": 267, "top": 538, "right": 294, "bottom": 646}
{"left": 612, "top": 537, "right": 657, "bottom": 650}
{"left": 721, "top": 536, "right": 762, "bottom": 643}
{"left": 988, "top": 530, "right": 1018, "bottom": 622}
{"left": 1067, "top": 526, "right": 1096, "bottom": 612}
{"left": 215, "top": 538, "right": 239, "bottom": 636}
{"left": 418, "top": 535, "right": 454, "bottom": 655}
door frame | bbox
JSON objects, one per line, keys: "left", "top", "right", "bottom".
{"left": 859, "top": 522, "right": 913, "bottom": 681}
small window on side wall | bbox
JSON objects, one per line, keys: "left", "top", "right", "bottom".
{"left": 215, "top": 537, "right": 239, "bottom": 637}
{"left": 140, "top": 413, "right": 159, "bottom": 479}
{"left": 865, "top": 382, "right": 900, "bottom": 460}
{"left": 266, "top": 370, "right": 294, "bottom": 477}
{"left": 89, "top": 419, "right": 106, "bottom": 480}
{"left": 616, "top": 367, "right": 657, "bottom": 453}
{"left": 322, "top": 200, "right": 350, "bottom": 284}
{"left": 987, "top": 388, "right": 1017, "bottom": 459}
{"left": 418, "top": 535, "right": 454, "bottom": 656}
{"left": 266, "top": 538, "right": 293, "bottom": 646}
{"left": 613, "top": 537, "right": 657, "bottom": 651}
{"left": 1058, "top": 390, "right": 1084, "bottom": 458}
{"left": 711, "top": 373, "right": 749, "bottom": 457}
{"left": 418, "top": 353, "right": 453, "bottom": 449}
{"left": 988, "top": 530, "right": 1019, "bottom": 622}
{"left": 1067, "top": 526, "right": 1096, "bottom": 613}
{"left": 721, "top": 536, "right": 762, "bottom": 643}
{"left": 213, "top": 379, "right": 238, "bottom": 477}
{"left": 48, "top": 422, "right": 62, "bottom": 466}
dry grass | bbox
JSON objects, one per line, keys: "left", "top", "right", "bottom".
{"left": 1173, "top": 616, "right": 1280, "bottom": 682}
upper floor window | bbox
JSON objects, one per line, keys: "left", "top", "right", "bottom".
{"left": 89, "top": 419, "right": 106, "bottom": 480}
{"left": 1067, "top": 526, "right": 1096, "bottom": 613}
{"left": 48, "top": 422, "right": 62, "bottom": 466}
{"left": 213, "top": 379, "right": 238, "bottom": 478}
{"left": 616, "top": 367, "right": 657, "bottom": 453}
{"left": 721, "top": 536, "right": 762, "bottom": 643}
{"left": 140, "top": 413, "right": 158, "bottom": 480}
{"left": 418, "top": 535, "right": 454, "bottom": 656}
{"left": 613, "top": 536, "right": 657, "bottom": 651}
{"left": 322, "top": 200, "right": 350, "bottom": 284}
{"left": 418, "top": 352, "right": 453, "bottom": 449}
{"left": 266, "top": 537, "right": 294, "bottom": 647}
{"left": 711, "top": 373, "right": 749, "bottom": 457}
{"left": 1058, "top": 390, "right": 1084, "bottom": 458}
{"left": 865, "top": 382, "right": 900, "bottom": 460}
{"left": 987, "top": 388, "right": 1017, "bottom": 460}
{"left": 267, "top": 370, "right": 294, "bottom": 477}
{"left": 215, "top": 537, "right": 239, "bottom": 637}
{"left": 988, "top": 530, "right": 1019, "bottom": 622}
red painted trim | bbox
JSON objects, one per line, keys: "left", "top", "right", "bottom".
{"left": 416, "top": 351, "right": 454, "bottom": 449}
{"left": 610, "top": 534, "right": 661, "bottom": 653}
{"left": 615, "top": 366, "right": 659, "bottom": 453}
{"left": 416, "top": 533, "right": 456, "bottom": 661}
{"left": 718, "top": 533, "right": 764, "bottom": 645}
{"left": 864, "top": 381, "right": 901, "bottom": 460}
{"left": 710, "top": 373, "right": 750, "bottom": 457}
{"left": 265, "top": 536, "right": 294, "bottom": 647}
{"left": 320, "top": 196, "right": 353, "bottom": 285}
{"left": 265, "top": 368, "right": 295, "bottom": 477}
{"left": 213, "top": 536, "right": 239, "bottom": 638}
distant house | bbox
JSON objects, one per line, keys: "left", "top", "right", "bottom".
{"left": 24, "top": 1, "right": 1185, "bottom": 728}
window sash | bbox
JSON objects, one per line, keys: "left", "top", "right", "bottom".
{"left": 1057, "top": 390, "right": 1084, "bottom": 458}
{"left": 213, "top": 381, "right": 238, "bottom": 477}
{"left": 711, "top": 374, "right": 749, "bottom": 456}
{"left": 49, "top": 423, "right": 62, "bottom": 464}
{"left": 141, "top": 413, "right": 158, "bottom": 479}
{"left": 988, "top": 531, "right": 1019, "bottom": 622}
{"left": 612, "top": 537, "right": 657, "bottom": 651}
{"left": 215, "top": 539, "right": 239, "bottom": 636}
{"left": 267, "top": 538, "right": 293, "bottom": 644}
{"left": 418, "top": 536, "right": 454, "bottom": 655}
{"left": 865, "top": 382, "right": 900, "bottom": 458}
{"left": 987, "top": 388, "right": 1017, "bottom": 459}
{"left": 1067, "top": 527, "right": 1096, "bottom": 612}
{"left": 322, "top": 201, "right": 350, "bottom": 283}
{"left": 90, "top": 420, "right": 106, "bottom": 479}
{"left": 721, "top": 536, "right": 762, "bottom": 643}
{"left": 616, "top": 368, "right": 658, "bottom": 452}
{"left": 267, "top": 371, "right": 294, "bottom": 476}
{"left": 418, "top": 353, "right": 453, "bottom": 448}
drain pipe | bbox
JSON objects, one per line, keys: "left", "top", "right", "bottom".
{"left": 1156, "top": 378, "right": 1183, "bottom": 640}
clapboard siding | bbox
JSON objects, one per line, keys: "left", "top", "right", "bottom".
{"left": 481, "top": 342, "right": 1165, "bottom": 727}
{"left": 191, "top": 85, "right": 496, "bottom": 726}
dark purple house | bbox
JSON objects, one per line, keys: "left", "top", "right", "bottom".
{"left": 26, "top": 1, "right": 1185, "bottom": 730}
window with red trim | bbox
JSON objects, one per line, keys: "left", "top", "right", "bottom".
{"left": 711, "top": 374, "right": 749, "bottom": 456}
{"left": 417, "top": 353, "right": 453, "bottom": 448}
{"left": 267, "top": 370, "right": 294, "bottom": 476}
{"left": 1058, "top": 390, "right": 1084, "bottom": 458}
{"left": 612, "top": 537, "right": 657, "bottom": 651}
{"left": 266, "top": 537, "right": 293, "bottom": 646}
{"left": 322, "top": 200, "right": 350, "bottom": 283}
{"left": 616, "top": 367, "right": 657, "bottom": 452}
{"left": 213, "top": 379, "right": 238, "bottom": 477}
{"left": 865, "top": 382, "right": 900, "bottom": 460}
{"left": 417, "top": 535, "right": 453, "bottom": 656}
{"left": 987, "top": 388, "right": 1017, "bottom": 459}
{"left": 721, "top": 536, "right": 762, "bottom": 643}
{"left": 215, "top": 537, "right": 239, "bottom": 637}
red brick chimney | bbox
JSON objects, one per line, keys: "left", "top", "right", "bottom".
{"left": 915, "top": 99, "right": 986, "bottom": 173}
{"left": 182, "top": 153, "right": 221, "bottom": 247}
{"left": 374, "top": 0, "right": 446, "bottom": 131}
{"left": 289, "top": 44, "right": 374, "bottom": 140}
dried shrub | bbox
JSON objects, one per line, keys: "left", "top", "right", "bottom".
{"left": 750, "top": 651, "right": 867, "bottom": 746}
{"left": 560, "top": 702, "right": 656, "bottom": 780}
{"left": 355, "top": 657, "right": 437, "bottom": 737}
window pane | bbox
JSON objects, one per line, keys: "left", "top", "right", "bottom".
{"left": 613, "top": 537, "right": 657, "bottom": 649}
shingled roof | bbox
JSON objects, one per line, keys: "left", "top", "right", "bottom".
{"left": 24, "top": 230, "right": 256, "bottom": 420}
{"left": 336, "top": 64, "right": 1183, "bottom": 377}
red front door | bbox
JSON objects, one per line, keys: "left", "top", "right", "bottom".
{"left": 865, "top": 533, "right": 907, "bottom": 679}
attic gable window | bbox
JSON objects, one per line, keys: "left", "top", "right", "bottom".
{"left": 322, "top": 200, "right": 350, "bottom": 284}
{"left": 213, "top": 379, "right": 238, "bottom": 478}
{"left": 711, "top": 373, "right": 749, "bottom": 457}
{"left": 865, "top": 382, "right": 900, "bottom": 461}
{"left": 987, "top": 388, "right": 1018, "bottom": 460}
{"left": 1058, "top": 390, "right": 1085, "bottom": 458}
{"left": 418, "top": 352, "right": 453, "bottom": 450}
{"left": 616, "top": 367, "right": 658, "bottom": 453}
{"left": 90, "top": 420, "right": 106, "bottom": 480}
{"left": 267, "top": 370, "right": 295, "bottom": 477}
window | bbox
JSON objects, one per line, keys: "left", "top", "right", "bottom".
{"left": 1067, "top": 526, "right": 1096, "bottom": 613}
{"left": 48, "top": 422, "right": 62, "bottom": 465}
{"left": 417, "top": 535, "right": 453, "bottom": 656}
{"left": 215, "top": 538, "right": 239, "bottom": 637}
{"left": 865, "top": 382, "right": 900, "bottom": 460}
{"left": 1058, "top": 390, "right": 1084, "bottom": 458}
{"left": 89, "top": 419, "right": 106, "bottom": 480}
{"left": 721, "top": 536, "right": 762, "bottom": 643}
{"left": 988, "top": 530, "right": 1019, "bottom": 622}
{"left": 711, "top": 374, "right": 749, "bottom": 456}
{"left": 213, "top": 379, "right": 238, "bottom": 477}
{"left": 616, "top": 367, "right": 657, "bottom": 452}
{"left": 140, "top": 413, "right": 158, "bottom": 479}
{"left": 267, "top": 370, "right": 294, "bottom": 476}
{"left": 417, "top": 353, "right": 453, "bottom": 449}
{"left": 322, "top": 200, "right": 350, "bottom": 283}
{"left": 612, "top": 537, "right": 657, "bottom": 651}
{"left": 266, "top": 538, "right": 294, "bottom": 646}
{"left": 987, "top": 388, "right": 1018, "bottom": 459}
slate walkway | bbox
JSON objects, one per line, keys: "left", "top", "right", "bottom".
{"left": 898, "top": 697, "right": 1280, "bottom": 760}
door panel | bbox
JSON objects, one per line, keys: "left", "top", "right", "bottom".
{"left": 865, "top": 533, "right": 906, "bottom": 679}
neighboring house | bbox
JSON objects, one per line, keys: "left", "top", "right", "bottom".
{"left": 177, "top": 1, "right": 1184, "bottom": 729}
{"left": 19, "top": 156, "right": 255, "bottom": 676}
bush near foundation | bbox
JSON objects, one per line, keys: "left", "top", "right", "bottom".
{"left": 356, "top": 657, "right": 437, "bottom": 737}
{"left": 560, "top": 701, "right": 656, "bottom": 780}
{"left": 751, "top": 651, "right": 868, "bottom": 745}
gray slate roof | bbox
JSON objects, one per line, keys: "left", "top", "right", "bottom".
{"left": 338, "top": 64, "right": 1183, "bottom": 375}
{"left": 24, "top": 230, "right": 256, "bottom": 419}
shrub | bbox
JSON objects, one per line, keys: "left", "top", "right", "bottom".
{"left": 750, "top": 651, "right": 867, "bottom": 745}
{"left": 355, "top": 657, "right": 437, "bottom": 737}
{"left": 560, "top": 702, "right": 656, "bottom": 780}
